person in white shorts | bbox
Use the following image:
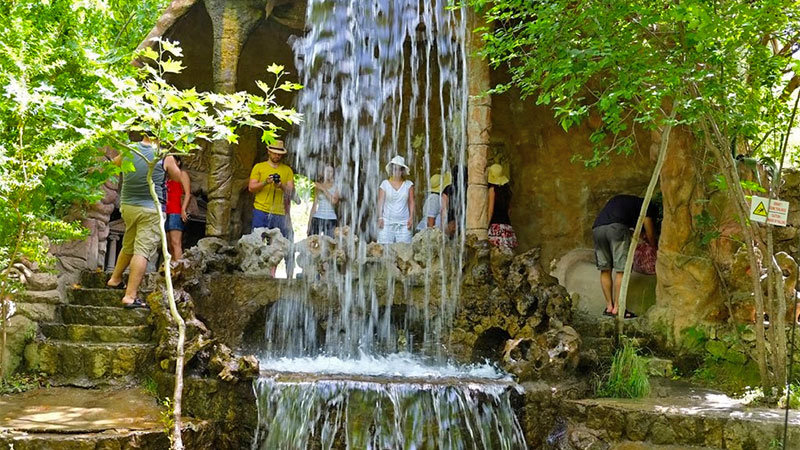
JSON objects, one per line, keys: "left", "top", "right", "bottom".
{"left": 377, "top": 155, "right": 415, "bottom": 244}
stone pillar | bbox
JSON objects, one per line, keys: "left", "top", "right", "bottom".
{"left": 465, "top": 11, "right": 491, "bottom": 241}
{"left": 650, "top": 127, "right": 722, "bottom": 339}
{"left": 105, "top": 235, "right": 120, "bottom": 271}
{"left": 204, "top": 0, "right": 264, "bottom": 238}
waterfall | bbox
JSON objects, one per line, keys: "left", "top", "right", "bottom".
{"left": 253, "top": 375, "right": 526, "bottom": 450}
{"left": 253, "top": 0, "right": 526, "bottom": 448}
{"left": 262, "top": 0, "right": 468, "bottom": 360}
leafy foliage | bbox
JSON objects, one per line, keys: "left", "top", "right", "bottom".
{"left": 0, "top": 1, "right": 169, "bottom": 374}
{"left": 104, "top": 41, "right": 301, "bottom": 159}
{"left": 468, "top": 0, "right": 799, "bottom": 166}
{"left": 0, "top": 372, "right": 47, "bottom": 395}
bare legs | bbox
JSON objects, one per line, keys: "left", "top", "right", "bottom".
{"left": 107, "top": 252, "right": 148, "bottom": 304}
{"left": 168, "top": 230, "right": 183, "bottom": 261}
{"left": 600, "top": 269, "right": 625, "bottom": 314}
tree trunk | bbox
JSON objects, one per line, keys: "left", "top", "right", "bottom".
{"left": 145, "top": 159, "right": 187, "bottom": 450}
{"left": 701, "top": 118, "right": 772, "bottom": 390}
{"left": 616, "top": 107, "right": 676, "bottom": 336}
{"left": 767, "top": 227, "right": 788, "bottom": 388}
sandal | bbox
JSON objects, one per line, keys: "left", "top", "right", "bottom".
{"left": 623, "top": 310, "right": 638, "bottom": 319}
{"left": 602, "top": 309, "right": 614, "bottom": 317}
{"left": 106, "top": 280, "right": 126, "bottom": 290}
{"left": 123, "top": 298, "right": 149, "bottom": 309}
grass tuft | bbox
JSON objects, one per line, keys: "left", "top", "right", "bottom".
{"left": 597, "top": 339, "right": 651, "bottom": 398}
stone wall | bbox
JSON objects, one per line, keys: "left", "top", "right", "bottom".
{"left": 52, "top": 170, "right": 119, "bottom": 283}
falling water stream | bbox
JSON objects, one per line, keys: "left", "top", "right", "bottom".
{"left": 252, "top": 1, "right": 526, "bottom": 448}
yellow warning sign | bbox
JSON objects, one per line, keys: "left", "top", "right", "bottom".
{"left": 753, "top": 202, "right": 768, "bottom": 217}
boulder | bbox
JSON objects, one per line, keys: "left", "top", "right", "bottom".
{"left": 502, "top": 325, "right": 580, "bottom": 381}
{"left": 236, "top": 227, "right": 289, "bottom": 276}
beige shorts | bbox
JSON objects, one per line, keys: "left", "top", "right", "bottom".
{"left": 120, "top": 204, "right": 161, "bottom": 259}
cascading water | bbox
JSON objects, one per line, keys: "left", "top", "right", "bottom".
{"left": 252, "top": 0, "right": 526, "bottom": 448}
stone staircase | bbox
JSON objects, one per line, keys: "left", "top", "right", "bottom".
{"left": 573, "top": 311, "right": 674, "bottom": 377}
{"left": 24, "top": 270, "right": 156, "bottom": 387}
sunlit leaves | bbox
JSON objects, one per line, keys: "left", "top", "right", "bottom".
{"left": 106, "top": 39, "right": 302, "bottom": 166}
{"left": 0, "top": 0, "right": 169, "bottom": 280}
{"left": 267, "top": 63, "right": 285, "bottom": 75}
{"left": 468, "top": 0, "right": 800, "bottom": 166}
{"left": 159, "top": 58, "right": 184, "bottom": 74}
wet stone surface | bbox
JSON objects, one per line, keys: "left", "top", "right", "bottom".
{"left": 0, "top": 387, "right": 161, "bottom": 432}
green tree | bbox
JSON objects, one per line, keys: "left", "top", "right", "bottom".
{"left": 0, "top": 0, "right": 169, "bottom": 378}
{"left": 469, "top": 0, "right": 800, "bottom": 394}
{"left": 103, "top": 39, "right": 301, "bottom": 449}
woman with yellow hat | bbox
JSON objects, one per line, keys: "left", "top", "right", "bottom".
{"left": 487, "top": 164, "right": 517, "bottom": 249}
{"left": 416, "top": 172, "right": 452, "bottom": 231}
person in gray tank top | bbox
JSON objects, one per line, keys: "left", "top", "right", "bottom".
{"left": 106, "top": 135, "right": 182, "bottom": 309}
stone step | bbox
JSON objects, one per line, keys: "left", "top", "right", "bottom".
{"left": 561, "top": 394, "right": 800, "bottom": 449}
{"left": 25, "top": 340, "right": 155, "bottom": 384}
{"left": 68, "top": 287, "right": 128, "bottom": 307}
{"left": 39, "top": 323, "right": 152, "bottom": 343}
{"left": 77, "top": 270, "right": 159, "bottom": 290}
{"left": 0, "top": 429, "right": 170, "bottom": 450}
{"left": 60, "top": 304, "right": 150, "bottom": 327}
{"left": 572, "top": 314, "right": 650, "bottom": 339}
{"left": 581, "top": 336, "right": 615, "bottom": 359}
{"left": 78, "top": 269, "right": 111, "bottom": 289}
{"left": 17, "top": 289, "right": 62, "bottom": 305}
{"left": 15, "top": 302, "right": 58, "bottom": 322}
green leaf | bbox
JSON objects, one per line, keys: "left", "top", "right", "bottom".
{"left": 266, "top": 63, "right": 284, "bottom": 75}
{"left": 739, "top": 180, "right": 766, "bottom": 193}
{"left": 139, "top": 47, "right": 158, "bottom": 62}
{"left": 159, "top": 58, "right": 184, "bottom": 74}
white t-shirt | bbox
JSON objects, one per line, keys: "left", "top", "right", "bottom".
{"left": 380, "top": 179, "right": 413, "bottom": 224}
{"left": 416, "top": 193, "right": 441, "bottom": 231}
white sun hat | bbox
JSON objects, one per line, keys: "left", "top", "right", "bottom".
{"left": 385, "top": 155, "right": 410, "bottom": 176}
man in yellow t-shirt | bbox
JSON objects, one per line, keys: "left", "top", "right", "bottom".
{"left": 248, "top": 140, "right": 295, "bottom": 237}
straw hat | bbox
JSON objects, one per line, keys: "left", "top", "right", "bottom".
{"left": 267, "top": 140, "right": 287, "bottom": 154}
{"left": 385, "top": 155, "right": 410, "bottom": 176}
{"left": 429, "top": 172, "right": 453, "bottom": 193}
{"left": 487, "top": 164, "right": 509, "bottom": 185}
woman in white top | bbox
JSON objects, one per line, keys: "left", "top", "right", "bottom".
{"left": 377, "top": 155, "right": 415, "bottom": 244}
{"left": 416, "top": 172, "right": 451, "bottom": 231}
{"left": 308, "top": 165, "right": 339, "bottom": 238}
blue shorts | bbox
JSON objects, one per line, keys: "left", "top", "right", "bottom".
{"left": 252, "top": 209, "right": 288, "bottom": 238}
{"left": 165, "top": 213, "right": 184, "bottom": 232}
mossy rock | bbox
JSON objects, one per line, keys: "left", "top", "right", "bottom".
{"left": 723, "top": 348, "right": 747, "bottom": 365}
{"left": 704, "top": 340, "right": 728, "bottom": 360}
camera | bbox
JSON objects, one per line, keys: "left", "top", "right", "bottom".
{"left": 269, "top": 173, "right": 281, "bottom": 184}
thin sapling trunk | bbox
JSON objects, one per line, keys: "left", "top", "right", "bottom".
{"left": 616, "top": 107, "right": 676, "bottom": 336}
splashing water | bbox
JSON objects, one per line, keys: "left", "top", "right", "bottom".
{"left": 253, "top": 0, "right": 526, "bottom": 448}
